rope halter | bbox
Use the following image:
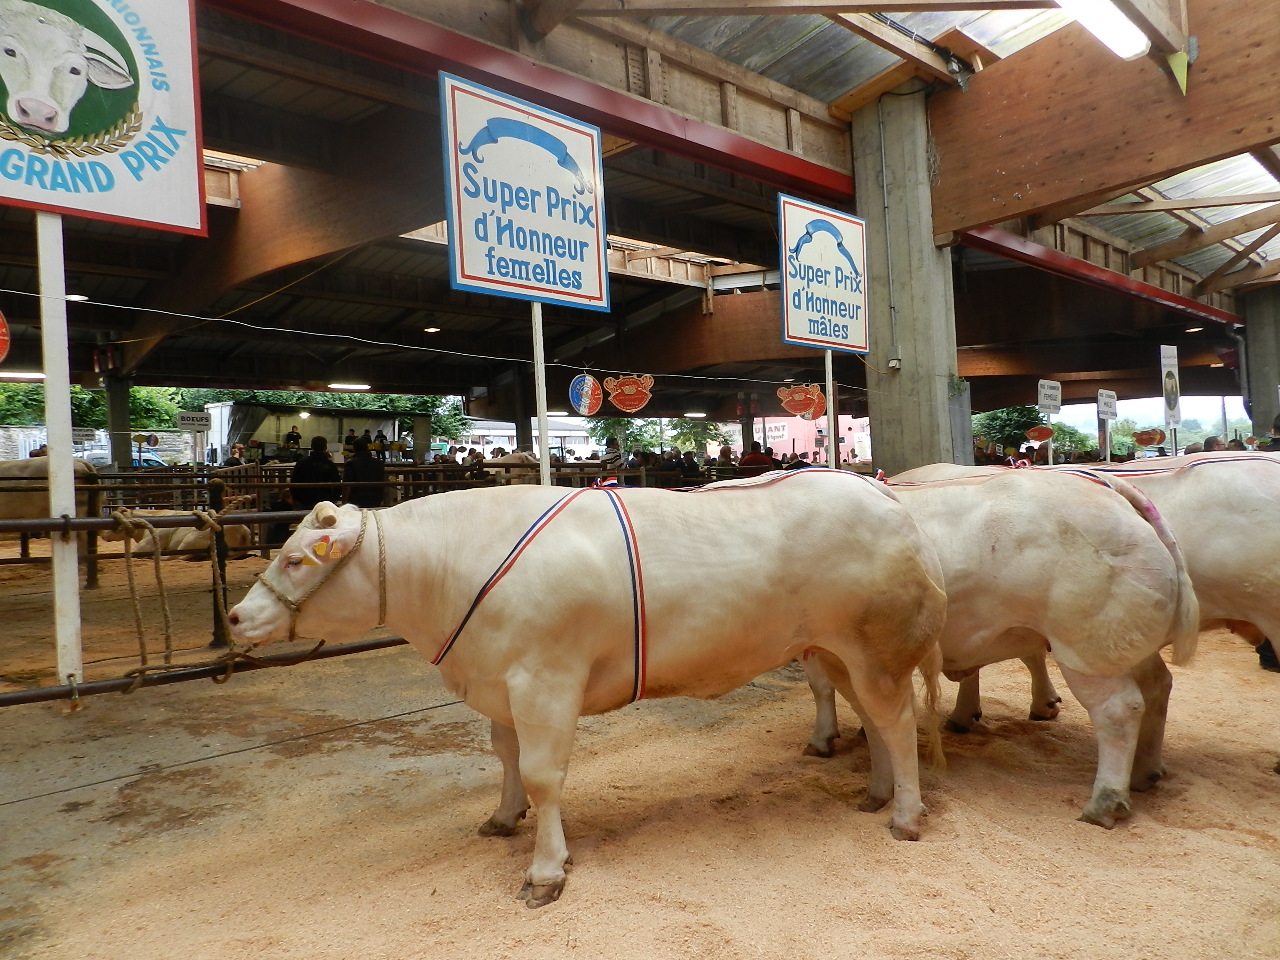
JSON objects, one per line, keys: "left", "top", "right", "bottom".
{"left": 251, "top": 507, "right": 387, "bottom": 645}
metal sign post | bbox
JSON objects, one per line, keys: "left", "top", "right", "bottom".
{"left": 1097, "top": 389, "right": 1117, "bottom": 462}
{"left": 441, "top": 74, "right": 608, "bottom": 483}
{"left": 37, "top": 212, "right": 83, "bottom": 688}
{"left": 824, "top": 350, "right": 838, "bottom": 469}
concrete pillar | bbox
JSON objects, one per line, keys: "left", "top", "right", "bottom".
{"left": 852, "top": 83, "right": 966, "bottom": 475}
{"left": 1242, "top": 288, "right": 1280, "bottom": 437}
{"left": 104, "top": 374, "right": 132, "bottom": 467}
{"left": 411, "top": 416, "right": 432, "bottom": 462}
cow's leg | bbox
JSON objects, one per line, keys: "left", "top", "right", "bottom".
{"left": 946, "top": 672, "right": 983, "bottom": 733}
{"left": 1056, "top": 664, "right": 1144, "bottom": 829}
{"left": 1129, "top": 653, "right": 1173, "bottom": 793}
{"left": 510, "top": 687, "right": 583, "bottom": 908}
{"left": 478, "top": 720, "right": 529, "bottom": 837}
{"left": 802, "top": 656, "right": 840, "bottom": 757}
{"left": 1024, "top": 652, "right": 1062, "bottom": 721}
{"left": 823, "top": 658, "right": 924, "bottom": 840}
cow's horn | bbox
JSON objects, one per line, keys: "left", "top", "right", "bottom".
{"left": 314, "top": 502, "right": 340, "bottom": 528}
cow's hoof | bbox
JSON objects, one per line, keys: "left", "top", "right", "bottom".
{"left": 1029, "top": 704, "right": 1060, "bottom": 721}
{"left": 802, "top": 737, "right": 836, "bottom": 758}
{"left": 519, "top": 877, "right": 565, "bottom": 909}
{"left": 478, "top": 811, "right": 526, "bottom": 837}
{"left": 943, "top": 718, "right": 974, "bottom": 735}
{"left": 1079, "top": 788, "right": 1131, "bottom": 829}
{"left": 1130, "top": 767, "right": 1164, "bottom": 792}
{"left": 858, "top": 793, "right": 890, "bottom": 813}
{"left": 1273, "top": 758, "right": 1280, "bottom": 775}
{"left": 889, "top": 823, "right": 921, "bottom": 841}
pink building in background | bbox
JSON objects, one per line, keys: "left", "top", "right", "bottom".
{"left": 722, "top": 415, "right": 872, "bottom": 461}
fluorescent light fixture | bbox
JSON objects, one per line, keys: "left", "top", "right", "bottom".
{"left": 328, "top": 383, "right": 370, "bottom": 390}
{"left": 0, "top": 371, "right": 45, "bottom": 380}
{"left": 65, "top": 293, "right": 89, "bottom": 302}
{"left": 299, "top": 411, "right": 311, "bottom": 419}
{"left": 1055, "top": 0, "right": 1151, "bottom": 60}
{"left": 424, "top": 327, "right": 441, "bottom": 333}
{"left": 782, "top": 377, "right": 795, "bottom": 383}
{"left": 684, "top": 412, "right": 707, "bottom": 418}
{"left": 545, "top": 411, "right": 568, "bottom": 417}
{"left": 1185, "top": 326, "right": 1204, "bottom": 333}
{"left": 1209, "top": 362, "right": 1225, "bottom": 368}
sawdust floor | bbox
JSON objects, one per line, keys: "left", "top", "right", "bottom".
{"left": 2, "top": 543, "right": 1280, "bottom": 959}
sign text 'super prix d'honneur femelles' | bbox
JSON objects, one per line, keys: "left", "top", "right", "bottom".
{"left": 0, "top": 0, "right": 203, "bottom": 234}
{"left": 779, "top": 195, "right": 868, "bottom": 354}
{"left": 440, "top": 73, "right": 608, "bottom": 312}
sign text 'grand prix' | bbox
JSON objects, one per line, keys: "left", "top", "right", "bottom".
{"left": 441, "top": 74, "right": 608, "bottom": 311}
{"left": 779, "top": 195, "right": 868, "bottom": 354}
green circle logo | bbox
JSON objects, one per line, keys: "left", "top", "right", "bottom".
{"left": 0, "top": 0, "right": 140, "bottom": 152}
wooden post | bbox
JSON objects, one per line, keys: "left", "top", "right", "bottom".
{"left": 209, "top": 477, "right": 229, "bottom": 649}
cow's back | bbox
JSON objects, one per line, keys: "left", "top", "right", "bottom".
{"left": 0, "top": 457, "right": 98, "bottom": 520}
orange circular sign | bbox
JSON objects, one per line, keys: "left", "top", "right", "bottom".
{"left": 1132, "top": 429, "right": 1167, "bottom": 447}
{"left": 0, "top": 310, "right": 8, "bottom": 365}
{"left": 1025, "top": 425, "right": 1054, "bottom": 442}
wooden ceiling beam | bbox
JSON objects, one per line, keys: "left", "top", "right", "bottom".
{"left": 1200, "top": 257, "right": 1280, "bottom": 297}
{"left": 826, "top": 13, "right": 958, "bottom": 85}
{"left": 573, "top": 0, "right": 1052, "bottom": 14}
{"left": 1078, "top": 192, "right": 1280, "bottom": 215}
{"left": 1131, "top": 202, "right": 1280, "bottom": 269}
{"left": 929, "top": 0, "right": 1280, "bottom": 236}
{"left": 520, "top": 0, "right": 588, "bottom": 36}
{"left": 1194, "top": 223, "right": 1280, "bottom": 296}
{"left": 1110, "top": 0, "right": 1187, "bottom": 55}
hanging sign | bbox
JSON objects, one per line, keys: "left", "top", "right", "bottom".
{"left": 779, "top": 195, "right": 868, "bottom": 354}
{"left": 603, "top": 374, "right": 653, "bottom": 413}
{"left": 1133, "top": 429, "right": 1166, "bottom": 447}
{"left": 0, "top": 0, "right": 204, "bottom": 235}
{"left": 569, "top": 373, "right": 602, "bottom": 416}
{"left": 777, "top": 383, "right": 825, "bottom": 420}
{"left": 1160, "top": 344, "right": 1181, "bottom": 428}
{"left": 440, "top": 73, "right": 608, "bottom": 312}
{"left": 0, "top": 309, "right": 8, "bottom": 364}
{"left": 1026, "top": 425, "right": 1054, "bottom": 442}
{"left": 1097, "top": 389, "right": 1117, "bottom": 420}
{"left": 177, "top": 410, "right": 210, "bottom": 430}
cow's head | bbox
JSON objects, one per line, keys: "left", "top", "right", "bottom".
{"left": 0, "top": 2, "right": 133, "bottom": 135}
{"left": 228, "top": 502, "right": 374, "bottom": 648}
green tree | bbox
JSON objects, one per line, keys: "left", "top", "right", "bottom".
{"left": 1051, "top": 422, "right": 1097, "bottom": 455}
{"left": 0, "top": 384, "right": 46, "bottom": 425}
{"left": 585, "top": 416, "right": 663, "bottom": 451}
{"left": 971, "top": 406, "right": 1046, "bottom": 453}
{"left": 667, "top": 418, "right": 730, "bottom": 453}
{"left": 0, "top": 384, "right": 178, "bottom": 429}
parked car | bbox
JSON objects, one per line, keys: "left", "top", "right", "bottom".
{"left": 77, "top": 451, "right": 169, "bottom": 469}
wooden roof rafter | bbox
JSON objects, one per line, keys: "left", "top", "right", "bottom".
{"left": 1131, "top": 197, "right": 1280, "bottom": 269}
{"left": 569, "top": 0, "right": 1053, "bottom": 15}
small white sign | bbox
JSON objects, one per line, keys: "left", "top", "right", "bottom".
{"left": 1037, "top": 379, "right": 1062, "bottom": 414}
{"left": 71, "top": 427, "right": 97, "bottom": 443}
{"left": 1160, "top": 344, "right": 1181, "bottom": 428}
{"left": 779, "top": 194, "right": 868, "bottom": 354}
{"left": 178, "top": 410, "right": 211, "bottom": 430}
{"left": 1097, "top": 389, "right": 1117, "bottom": 420}
{"left": 441, "top": 73, "right": 608, "bottom": 311}
{"left": 0, "top": 0, "right": 204, "bottom": 235}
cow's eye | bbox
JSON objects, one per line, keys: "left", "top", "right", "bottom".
{"left": 285, "top": 557, "right": 303, "bottom": 568}
{"left": 69, "top": 66, "right": 81, "bottom": 75}
{"left": 3, "top": 49, "right": 15, "bottom": 58}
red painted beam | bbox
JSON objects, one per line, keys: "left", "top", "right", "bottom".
{"left": 199, "top": 0, "right": 854, "bottom": 201}
{"left": 958, "top": 226, "right": 1241, "bottom": 327}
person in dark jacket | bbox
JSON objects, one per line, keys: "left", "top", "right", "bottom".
{"left": 343, "top": 437, "right": 385, "bottom": 508}
{"left": 290, "top": 436, "right": 341, "bottom": 509}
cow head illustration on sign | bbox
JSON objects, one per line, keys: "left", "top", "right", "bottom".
{"left": 0, "top": 0, "right": 139, "bottom": 152}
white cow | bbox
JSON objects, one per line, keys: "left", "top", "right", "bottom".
{"left": 0, "top": 456, "right": 101, "bottom": 587}
{"left": 100, "top": 509, "right": 253, "bottom": 560}
{"left": 805, "top": 468, "right": 1198, "bottom": 828}
{"left": 905, "top": 454, "right": 1280, "bottom": 741}
{"left": 228, "top": 471, "right": 948, "bottom": 906}
{"left": 0, "top": 0, "right": 133, "bottom": 135}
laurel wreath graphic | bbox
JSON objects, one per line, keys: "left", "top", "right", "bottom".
{"left": 0, "top": 102, "right": 143, "bottom": 158}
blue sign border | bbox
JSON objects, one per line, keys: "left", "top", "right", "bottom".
{"left": 440, "top": 72, "right": 610, "bottom": 313}
{"left": 778, "top": 193, "right": 868, "bottom": 355}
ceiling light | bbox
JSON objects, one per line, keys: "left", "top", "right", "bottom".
{"left": 782, "top": 378, "right": 795, "bottom": 383}
{"left": 545, "top": 411, "right": 568, "bottom": 417}
{"left": 0, "top": 371, "right": 45, "bottom": 380}
{"left": 65, "top": 293, "right": 88, "bottom": 302}
{"left": 1209, "top": 362, "right": 1224, "bottom": 368}
{"left": 328, "top": 383, "right": 370, "bottom": 390}
{"left": 299, "top": 411, "right": 311, "bottom": 419}
{"left": 1185, "top": 326, "right": 1203, "bottom": 333}
{"left": 1055, "top": 0, "right": 1151, "bottom": 60}
{"left": 684, "top": 412, "right": 707, "bottom": 418}
{"left": 424, "top": 327, "right": 441, "bottom": 333}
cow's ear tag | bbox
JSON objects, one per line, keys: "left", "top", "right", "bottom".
{"left": 306, "top": 533, "right": 346, "bottom": 565}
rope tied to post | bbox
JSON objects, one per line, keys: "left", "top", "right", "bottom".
{"left": 110, "top": 508, "right": 175, "bottom": 688}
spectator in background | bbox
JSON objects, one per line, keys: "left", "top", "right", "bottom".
{"left": 373, "top": 428, "right": 389, "bottom": 461}
{"left": 738, "top": 440, "right": 774, "bottom": 477}
{"left": 222, "top": 443, "right": 247, "bottom": 466}
{"left": 1227, "top": 438, "right": 1246, "bottom": 451}
{"left": 1183, "top": 441, "right": 1204, "bottom": 454}
{"left": 715, "top": 445, "right": 735, "bottom": 468}
{"left": 600, "top": 436, "right": 622, "bottom": 471}
{"left": 343, "top": 437, "right": 385, "bottom": 508}
{"left": 283, "top": 425, "right": 302, "bottom": 449}
{"left": 1203, "top": 435, "right": 1226, "bottom": 452}
{"left": 1261, "top": 414, "right": 1280, "bottom": 451}
{"left": 291, "top": 436, "right": 341, "bottom": 509}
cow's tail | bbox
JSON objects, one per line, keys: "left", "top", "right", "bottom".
{"left": 1090, "top": 471, "right": 1199, "bottom": 666}
{"left": 918, "top": 642, "right": 946, "bottom": 771}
